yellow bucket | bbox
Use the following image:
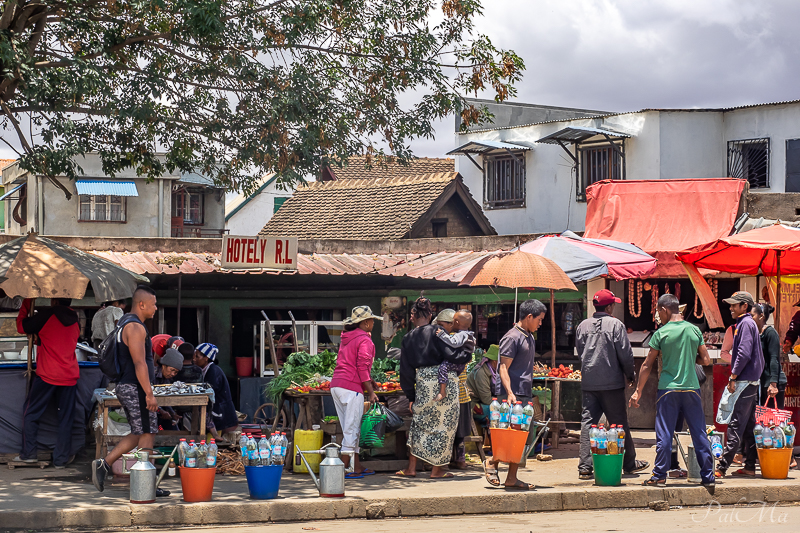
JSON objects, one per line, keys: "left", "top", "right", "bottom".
{"left": 293, "top": 428, "right": 324, "bottom": 474}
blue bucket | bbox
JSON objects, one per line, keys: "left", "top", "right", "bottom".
{"left": 245, "top": 465, "right": 283, "bottom": 499}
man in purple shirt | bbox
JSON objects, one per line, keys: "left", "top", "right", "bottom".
{"left": 716, "top": 291, "right": 765, "bottom": 478}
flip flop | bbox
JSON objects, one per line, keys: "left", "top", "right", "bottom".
{"left": 714, "top": 470, "right": 725, "bottom": 479}
{"left": 430, "top": 472, "right": 455, "bottom": 479}
{"left": 395, "top": 470, "right": 416, "bottom": 478}
{"left": 642, "top": 476, "right": 666, "bottom": 486}
{"left": 731, "top": 468, "right": 756, "bottom": 477}
{"left": 360, "top": 469, "right": 376, "bottom": 476}
{"left": 345, "top": 472, "right": 364, "bottom": 479}
{"left": 504, "top": 480, "right": 535, "bottom": 491}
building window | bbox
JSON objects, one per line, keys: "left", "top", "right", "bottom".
{"left": 577, "top": 144, "right": 624, "bottom": 201}
{"left": 728, "top": 138, "right": 769, "bottom": 189}
{"left": 787, "top": 139, "right": 800, "bottom": 192}
{"left": 172, "top": 190, "right": 204, "bottom": 224}
{"left": 274, "top": 197, "right": 289, "bottom": 213}
{"left": 79, "top": 195, "right": 126, "bottom": 222}
{"left": 431, "top": 218, "right": 448, "bottom": 238}
{"left": 484, "top": 153, "right": 526, "bottom": 209}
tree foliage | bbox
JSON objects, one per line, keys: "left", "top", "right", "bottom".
{"left": 0, "top": 0, "right": 523, "bottom": 192}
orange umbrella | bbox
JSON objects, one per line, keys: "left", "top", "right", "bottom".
{"left": 460, "top": 250, "right": 577, "bottom": 367}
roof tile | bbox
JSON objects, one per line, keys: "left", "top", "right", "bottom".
{"left": 328, "top": 156, "right": 454, "bottom": 180}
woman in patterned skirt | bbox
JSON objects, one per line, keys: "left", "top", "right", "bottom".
{"left": 396, "top": 298, "right": 472, "bottom": 478}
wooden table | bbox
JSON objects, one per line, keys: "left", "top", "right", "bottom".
{"left": 532, "top": 377, "right": 582, "bottom": 449}
{"left": 95, "top": 393, "right": 211, "bottom": 459}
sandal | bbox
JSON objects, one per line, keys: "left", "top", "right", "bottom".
{"left": 504, "top": 479, "right": 535, "bottom": 491}
{"left": 430, "top": 472, "right": 455, "bottom": 479}
{"left": 360, "top": 469, "right": 376, "bottom": 476}
{"left": 714, "top": 469, "right": 725, "bottom": 479}
{"left": 345, "top": 472, "right": 364, "bottom": 479}
{"left": 642, "top": 476, "right": 666, "bottom": 486}
{"left": 395, "top": 470, "right": 416, "bottom": 478}
{"left": 731, "top": 468, "right": 756, "bottom": 477}
{"left": 484, "top": 460, "right": 501, "bottom": 486}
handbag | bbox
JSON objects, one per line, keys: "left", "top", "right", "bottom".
{"left": 384, "top": 405, "right": 404, "bottom": 432}
{"left": 755, "top": 396, "right": 793, "bottom": 426}
{"left": 359, "top": 402, "right": 388, "bottom": 448}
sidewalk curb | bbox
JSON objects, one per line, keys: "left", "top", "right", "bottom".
{"left": 3, "top": 484, "right": 800, "bottom": 530}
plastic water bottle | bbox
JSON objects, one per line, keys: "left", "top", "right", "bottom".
{"left": 784, "top": 422, "right": 797, "bottom": 448}
{"left": 774, "top": 423, "right": 786, "bottom": 449}
{"left": 597, "top": 426, "right": 608, "bottom": 455}
{"left": 489, "top": 398, "right": 501, "bottom": 429}
{"left": 247, "top": 434, "right": 258, "bottom": 466}
{"left": 616, "top": 425, "right": 626, "bottom": 455}
{"left": 185, "top": 441, "right": 198, "bottom": 468}
{"left": 207, "top": 439, "right": 218, "bottom": 468}
{"left": 589, "top": 425, "right": 598, "bottom": 454}
{"left": 197, "top": 440, "right": 208, "bottom": 468}
{"left": 607, "top": 426, "right": 619, "bottom": 455}
{"left": 763, "top": 426, "right": 774, "bottom": 449}
{"left": 280, "top": 433, "right": 289, "bottom": 464}
{"left": 710, "top": 434, "right": 723, "bottom": 458}
{"left": 754, "top": 422, "right": 764, "bottom": 448}
{"left": 510, "top": 402, "right": 524, "bottom": 430}
{"left": 178, "top": 438, "right": 188, "bottom": 467}
{"left": 258, "top": 436, "right": 271, "bottom": 466}
{"left": 522, "top": 402, "right": 535, "bottom": 432}
{"left": 239, "top": 433, "right": 249, "bottom": 467}
{"left": 499, "top": 400, "right": 511, "bottom": 429}
{"left": 269, "top": 433, "right": 281, "bottom": 465}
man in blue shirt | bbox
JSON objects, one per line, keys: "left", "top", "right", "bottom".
{"left": 716, "top": 291, "right": 764, "bottom": 478}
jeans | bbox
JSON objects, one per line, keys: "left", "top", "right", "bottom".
{"left": 579, "top": 388, "right": 638, "bottom": 473}
{"left": 653, "top": 389, "right": 714, "bottom": 483}
{"left": 718, "top": 384, "right": 758, "bottom": 472}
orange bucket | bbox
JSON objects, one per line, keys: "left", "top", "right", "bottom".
{"left": 490, "top": 428, "right": 528, "bottom": 463}
{"left": 757, "top": 448, "right": 793, "bottom": 479}
{"left": 179, "top": 467, "right": 216, "bottom": 502}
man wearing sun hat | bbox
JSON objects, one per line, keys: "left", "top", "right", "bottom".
{"left": 193, "top": 342, "right": 239, "bottom": 438}
{"left": 576, "top": 289, "right": 648, "bottom": 479}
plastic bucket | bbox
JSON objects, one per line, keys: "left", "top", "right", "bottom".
{"left": 490, "top": 428, "right": 528, "bottom": 464}
{"left": 179, "top": 467, "right": 216, "bottom": 502}
{"left": 757, "top": 448, "right": 793, "bottom": 479}
{"left": 293, "top": 429, "right": 324, "bottom": 473}
{"left": 592, "top": 453, "right": 623, "bottom": 486}
{"left": 235, "top": 357, "right": 254, "bottom": 377}
{"left": 245, "top": 465, "right": 283, "bottom": 499}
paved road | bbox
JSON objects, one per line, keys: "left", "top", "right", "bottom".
{"left": 137, "top": 505, "right": 800, "bottom": 533}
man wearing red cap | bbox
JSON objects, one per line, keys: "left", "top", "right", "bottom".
{"left": 576, "top": 289, "right": 648, "bottom": 479}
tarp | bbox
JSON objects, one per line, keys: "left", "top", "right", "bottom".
{"left": 519, "top": 231, "right": 657, "bottom": 282}
{"left": 584, "top": 178, "right": 747, "bottom": 277}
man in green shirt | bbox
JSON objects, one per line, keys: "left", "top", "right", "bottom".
{"left": 629, "top": 294, "right": 714, "bottom": 486}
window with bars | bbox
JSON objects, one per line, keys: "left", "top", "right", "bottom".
{"left": 483, "top": 153, "right": 526, "bottom": 209}
{"left": 78, "top": 195, "right": 126, "bottom": 222}
{"left": 728, "top": 138, "right": 770, "bottom": 189}
{"left": 577, "top": 144, "right": 624, "bottom": 201}
{"left": 172, "top": 190, "right": 205, "bottom": 224}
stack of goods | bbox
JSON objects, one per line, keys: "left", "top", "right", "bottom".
{"left": 177, "top": 438, "right": 218, "bottom": 468}
{"left": 532, "top": 362, "right": 581, "bottom": 380}
{"left": 589, "top": 424, "right": 625, "bottom": 455}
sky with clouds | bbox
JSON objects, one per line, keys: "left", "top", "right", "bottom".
{"left": 3, "top": 0, "right": 799, "bottom": 162}
{"left": 411, "top": 0, "right": 800, "bottom": 157}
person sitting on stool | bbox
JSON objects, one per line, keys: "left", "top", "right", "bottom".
{"left": 193, "top": 343, "right": 239, "bottom": 441}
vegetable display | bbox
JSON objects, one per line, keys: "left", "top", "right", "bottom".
{"left": 532, "top": 362, "right": 581, "bottom": 380}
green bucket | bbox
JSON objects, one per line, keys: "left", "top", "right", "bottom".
{"left": 592, "top": 453, "right": 623, "bottom": 486}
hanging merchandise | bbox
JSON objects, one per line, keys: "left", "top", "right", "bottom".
{"left": 664, "top": 283, "right": 670, "bottom": 295}
{"left": 628, "top": 281, "right": 643, "bottom": 318}
{"left": 675, "top": 282, "right": 681, "bottom": 301}
{"left": 651, "top": 283, "right": 659, "bottom": 320}
{"left": 694, "top": 279, "right": 718, "bottom": 319}
{"left": 694, "top": 291, "right": 704, "bottom": 319}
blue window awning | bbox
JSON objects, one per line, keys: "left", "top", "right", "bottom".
{"left": 0, "top": 183, "right": 24, "bottom": 201}
{"left": 75, "top": 180, "right": 139, "bottom": 197}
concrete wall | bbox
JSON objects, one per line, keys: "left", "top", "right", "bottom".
{"left": 746, "top": 192, "right": 800, "bottom": 220}
{"left": 658, "top": 111, "right": 726, "bottom": 179}
{"left": 200, "top": 190, "right": 225, "bottom": 232}
{"left": 226, "top": 181, "right": 294, "bottom": 236}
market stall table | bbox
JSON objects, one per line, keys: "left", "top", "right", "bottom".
{"left": 94, "top": 387, "right": 212, "bottom": 459}
{"left": 532, "top": 377, "right": 582, "bottom": 449}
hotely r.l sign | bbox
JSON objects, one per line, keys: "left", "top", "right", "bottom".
{"left": 221, "top": 235, "right": 298, "bottom": 270}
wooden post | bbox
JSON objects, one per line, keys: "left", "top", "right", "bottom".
{"left": 262, "top": 312, "right": 281, "bottom": 377}
{"left": 25, "top": 301, "right": 35, "bottom": 396}
{"left": 550, "top": 289, "right": 556, "bottom": 368}
{"left": 776, "top": 251, "right": 782, "bottom": 342}
{"left": 550, "top": 289, "right": 560, "bottom": 449}
{"left": 176, "top": 273, "right": 182, "bottom": 337}
{"left": 288, "top": 311, "right": 299, "bottom": 353}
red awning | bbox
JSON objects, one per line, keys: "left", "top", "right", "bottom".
{"left": 583, "top": 178, "right": 747, "bottom": 277}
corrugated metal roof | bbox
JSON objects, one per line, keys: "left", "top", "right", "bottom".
{"left": 536, "top": 126, "right": 631, "bottom": 144}
{"left": 75, "top": 180, "right": 138, "bottom": 197}
{"left": 179, "top": 172, "right": 218, "bottom": 187}
{"left": 447, "top": 140, "right": 531, "bottom": 155}
{"left": 88, "top": 249, "right": 501, "bottom": 282}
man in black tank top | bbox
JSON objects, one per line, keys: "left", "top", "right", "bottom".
{"left": 92, "top": 286, "right": 165, "bottom": 495}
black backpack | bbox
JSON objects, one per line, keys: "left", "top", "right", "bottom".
{"left": 98, "top": 315, "right": 135, "bottom": 380}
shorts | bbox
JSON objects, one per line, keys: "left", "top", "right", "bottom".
{"left": 116, "top": 383, "right": 159, "bottom": 435}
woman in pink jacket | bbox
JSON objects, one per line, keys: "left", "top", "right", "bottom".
{"left": 330, "top": 305, "right": 382, "bottom": 477}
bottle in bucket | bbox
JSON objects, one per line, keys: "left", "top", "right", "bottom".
{"left": 499, "top": 400, "right": 510, "bottom": 429}
{"left": 510, "top": 402, "right": 524, "bottom": 430}
{"left": 754, "top": 422, "right": 763, "bottom": 448}
{"left": 197, "top": 440, "right": 208, "bottom": 468}
{"left": 773, "top": 422, "right": 786, "bottom": 449}
{"left": 522, "top": 402, "right": 534, "bottom": 431}
{"left": 178, "top": 438, "right": 188, "bottom": 467}
{"left": 489, "top": 398, "right": 501, "bottom": 428}
{"left": 258, "top": 436, "right": 270, "bottom": 466}
{"left": 207, "top": 439, "right": 218, "bottom": 467}
{"left": 607, "top": 426, "right": 618, "bottom": 454}
{"left": 616, "top": 424, "right": 625, "bottom": 455}
{"left": 185, "top": 441, "right": 198, "bottom": 468}
{"left": 589, "top": 425, "right": 598, "bottom": 454}
{"left": 247, "top": 434, "right": 258, "bottom": 466}
{"left": 763, "top": 425, "right": 774, "bottom": 449}
{"left": 239, "top": 433, "right": 249, "bottom": 467}
{"left": 596, "top": 426, "right": 608, "bottom": 455}
{"left": 280, "top": 433, "right": 289, "bottom": 465}
{"left": 787, "top": 423, "right": 796, "bottom": 447}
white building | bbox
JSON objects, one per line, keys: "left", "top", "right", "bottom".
{"left": 225, "top": 174, "right": 295, "bottom": 235}
{"left": 450, "top": 99, "right": 800, "bottom": 235}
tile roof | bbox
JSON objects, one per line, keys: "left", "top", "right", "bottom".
{"left": 0, "top": 159, "right": 16, "bottom": 170}
{"left": 89, "top": 249, "right": 498, "bottom": 283}
{"left": 327, "top": 156, "right": 454, "bottom": 180}
{"left": 259, "top": 172, "right": 488, "bottom": 240}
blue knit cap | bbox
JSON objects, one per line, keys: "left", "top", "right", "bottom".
{"left": 196, "top": 342, "right": 219, "bottom": 362}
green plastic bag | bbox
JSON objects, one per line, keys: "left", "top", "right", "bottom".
{"left": 360, "top": 403, "right": 388, "bottom": 448}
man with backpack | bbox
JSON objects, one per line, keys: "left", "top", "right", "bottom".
{"left": 92, "top": 285, "right": 167, "bottom": 496}
{"left": 14, "top": 298, "right": 80, "bottom": 467}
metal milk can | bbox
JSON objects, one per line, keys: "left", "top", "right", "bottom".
{"left": 130, "top": 451, "right": 157, "bottom": 503}
{"left": 296, "top": 442, "right": 354, "bottom": 498}
{"left": 686, "top": 445, "right": 702, "bottom": 484}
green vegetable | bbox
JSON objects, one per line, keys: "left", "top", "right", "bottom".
{"left": 323, "top": 416, "right": 339, "bottom": 423}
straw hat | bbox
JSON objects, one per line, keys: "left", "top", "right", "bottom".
{"left": 343, "top": 305, "right": 383, "bottom": 325}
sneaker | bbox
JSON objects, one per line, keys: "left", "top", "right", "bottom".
{"left": 92, "top": 459, "right": 110, "bottom": 492}
{"left": 54, "top": 464, "right": 66, "bottom": 469}
{"left": 624, "top": 460, "right": 650, "bottom": 474}
{"left": 12, "top": 455, "right": 37, "bottom": 463}
{"left": 578, "top": 470, "right": 593, "bottom": 480}
{"left": 156, "top": 488, "right": 171, "bottom": 497}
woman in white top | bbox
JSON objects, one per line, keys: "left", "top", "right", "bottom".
{"left": 91, "top": 300, "right": 126, "bottom": 347}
